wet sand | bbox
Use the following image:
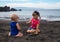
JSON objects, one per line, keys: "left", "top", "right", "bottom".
{"left": 0, "top": 20, "right": 60, "bottom": 42}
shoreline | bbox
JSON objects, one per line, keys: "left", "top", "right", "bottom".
{"left": 1, "top": 16, "right": 60, "bottom": 22}
{"left": 1, "top": 19, "right": 60, "bottom": 22}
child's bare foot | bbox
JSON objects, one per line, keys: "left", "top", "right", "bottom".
{"left": 16, "top": 32, "right": 23, "bottom": 37}
{"left": 8, "top": 32, "right": 11, "bottom": 37}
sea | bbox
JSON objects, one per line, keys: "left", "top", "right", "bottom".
{"left": 0, "top": 10, "right": 60, "bottom": 21}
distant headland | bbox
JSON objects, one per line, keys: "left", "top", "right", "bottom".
{"left": 0, "top": 6, "right": 22, "bottom": 12}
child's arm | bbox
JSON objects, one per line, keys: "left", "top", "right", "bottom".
{"left": 16, "top": 23, "right": 21, "bottom": 30}
{"left": 36, "top": 24, "right": 39, "bottom": 34}
{"left": 26, "top": 19, "right": 31, "bottom": 24}
{"left": 26, "top": 21, "right": 31, "bottom": 24}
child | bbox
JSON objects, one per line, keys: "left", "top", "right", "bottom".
{"left": 8, "top": 14, "right": 23, "bottom": 37}
{"left": 27, "top": 11, "right": 40, "bottom": 34}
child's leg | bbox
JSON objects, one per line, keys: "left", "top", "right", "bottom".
{"left": 30, "top": 29, "right": 36, "bottom": 33}
{"left": 27, "top": 29, "right": 36, "bottom": 33}
{"left": 27, "top": 30, "right": 31, "bottom": 33}
{"left": 27, "top": 27, "right": 36, "bottom": 33}
{"left": 16, "top": 32, "right": 23, "bottom": 37}
{"left": 8, "top": 32, "right": 11, "bottom": 36}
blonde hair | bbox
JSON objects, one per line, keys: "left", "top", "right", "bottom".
{"left": 10, "top": 14, "right": 19, "bottom": 21}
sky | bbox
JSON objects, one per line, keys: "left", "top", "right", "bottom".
{"left": 0, "top": 0, "right": 60, "bottom": 9}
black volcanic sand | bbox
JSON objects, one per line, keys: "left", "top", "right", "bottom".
{"left": 0, "top": 20, "right": 60, "bottom": 42}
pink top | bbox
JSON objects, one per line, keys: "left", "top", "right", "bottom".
{"left": 30, "top": 18, "right": 40, "bottom": 29}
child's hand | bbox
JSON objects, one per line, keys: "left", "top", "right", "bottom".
{"left": 35, "top": 29, "right": 40, "bottom": 34}
{"left": 26, "top": 22, "right": 30, "bottom": 24}
{"left": 26, "top": 22, "right": 28, "bottom": 24}
{"left": 34, "top": 29, "right": 38, "bottom": 34}
{"left": 26, "top": 21, "right": 31, "bottom": 24}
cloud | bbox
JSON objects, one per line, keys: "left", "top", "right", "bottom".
{"left": 20, "top": 0, "right": 29, "bottom": 1}
{"left": 5, "top": 2, "right": 60, "bottom": 9}
{"left": 0, "top": 0, "right": 29, "bottom": 2}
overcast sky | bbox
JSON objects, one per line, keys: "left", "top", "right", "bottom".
{"left": 0, "top": 0, "right": 60, "bottom": 9}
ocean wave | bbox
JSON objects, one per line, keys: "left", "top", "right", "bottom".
{"left": 0, "top": 16, "right": 60, "bottom": 21}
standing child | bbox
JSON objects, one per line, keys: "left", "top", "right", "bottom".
{"left": 8, "top": 14, "right": 23, "bottom": 37}
{"left": 27, "top": 11, "right": 41, "bottom": 34}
